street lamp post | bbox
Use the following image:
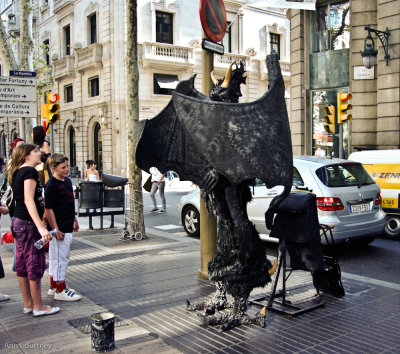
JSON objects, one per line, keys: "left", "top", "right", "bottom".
{"left": 360, "top": 25, "right": 391, "bottom": 68}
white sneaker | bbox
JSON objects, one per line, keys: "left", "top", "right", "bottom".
{"left": 0, "top": 293, "right": 10, "bottom": 302}
{"left": 54, "top": 288, "right": 81, "bottom": 301}
{"left": 48, "top": 287, "right": 75, "bottom": 296}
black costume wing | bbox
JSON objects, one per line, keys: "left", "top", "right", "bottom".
{"left": 135, "top": 76, "right": 209, "bottom": 187}
{"left": 136, "top": 53, "right": 293, "bottom": 211}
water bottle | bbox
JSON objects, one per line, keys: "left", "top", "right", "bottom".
{"left": 34, "top": 229, "right": 58, "bottom": 250}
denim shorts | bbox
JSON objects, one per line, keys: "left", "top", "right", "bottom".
{"left": 11, "top": 217, "right": 46, "bottom": 281}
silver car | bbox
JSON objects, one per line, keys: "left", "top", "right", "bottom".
{"left": 178, "top": 156, "right": 386, "bottom": 245}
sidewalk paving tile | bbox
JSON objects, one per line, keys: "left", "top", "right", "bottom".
{"left": 1, "top": 226, "right": 400, "bottom": 353}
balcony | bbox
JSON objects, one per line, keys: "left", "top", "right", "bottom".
{"left": 260, "top": 58, "right": 291, "bottom": 80}
{"left": 52, "top": 55, "right": 75, "bottom": 80}
{"left": 214, "top": 53, "right": 250, "bottom": 69}
{"left": 140, "top": 42, "right": 194, "bottom": 69}
{"left": 54, "top": 0, "right": 74, "bottom": 13}
{"left": 75, "top": 43, "right": 103, "bottom": 72}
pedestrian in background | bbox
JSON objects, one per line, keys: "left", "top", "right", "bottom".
{"left": 5, "top": 137, "right": 25, "bottom": 273}
{"left": 32, "top": 126, "right": 52, "bottom": 187}
{"left": 149, "top": 167, "right": 166, "bottom": 213}
{"left": 45, "top": 153, "right": 81, "bottom": 301}
{"left": 84, "top": 160, "right": 99, "bottom": 213}
{"left": 7, "top": 143, "right": 59, "bottom": 317}
{"left": 84, "top": 160, "right": 99, "bottom": 182}
{"left": 0, "top": 202, "right": 10, "bottom": 302}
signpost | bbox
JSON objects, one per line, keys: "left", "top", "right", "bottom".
{"left": 0, "top": 101, "right": 37, "bottom": 118}
{"left": 0, "top": 74, "right": 38, "bottom": 143}
{"left": 199, "top": 0, "right": 227, "bottom": 43}
{"left": 0, "top": 84, "right": 37, "bottom": 102}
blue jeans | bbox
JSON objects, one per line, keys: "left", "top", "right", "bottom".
{"left": 149, "top": 181, "right": 166, "bottom": 210}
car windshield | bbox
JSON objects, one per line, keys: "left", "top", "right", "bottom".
{"left": 315, "top": 163, "right": 375, "bottom": 187}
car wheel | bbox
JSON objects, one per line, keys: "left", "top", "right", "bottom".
{"left": 182, "top": 205, "right": 200, "bottom": 237}
{"left": 384, "top": 215, "right": 400, "bottom": 239}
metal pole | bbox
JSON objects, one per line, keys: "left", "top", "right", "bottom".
{"left": 339, "top": 123, "right": 343, "bottom": 159}
{"left": 198, "top": 32, "right": 217, "bottom": 280}
{"left": 50, "top": 123, "right": 54, "bottom": 154}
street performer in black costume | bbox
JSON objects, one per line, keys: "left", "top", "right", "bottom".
{"left": 136, "top": 51, "right": 293, "bottom": 330}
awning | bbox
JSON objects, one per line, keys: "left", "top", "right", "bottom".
{"left": 154, "top": 74, "right": 179, "bottom": 90}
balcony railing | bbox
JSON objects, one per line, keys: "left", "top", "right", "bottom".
{"left": 140, "top": 42, "right": 194, "bottom": 68}
{"left": 214, "top": 53, "right": 250, "bottom": 68}
{"left": 75, "top": 43, "right": 103, "bottom": 71}
{"left": 52, "top": 55, "right": 75, "bottom": 80}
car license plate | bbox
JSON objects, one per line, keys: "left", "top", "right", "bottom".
{"left": 350, "top": 203, "right": 370, "bottom": 213}
{"left": 382, "top": 198, "right": 398, "bottom": 209}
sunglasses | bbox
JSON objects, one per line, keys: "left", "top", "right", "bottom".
{"left": 54, "top": 157, "right": 69, "bottom": 166}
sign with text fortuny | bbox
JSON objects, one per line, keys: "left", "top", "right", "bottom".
{"left": 0, "top": 76, "right": 37, "bottom": 86}
{"left": 199, "top": 0, "right": 227, "bottom": 43}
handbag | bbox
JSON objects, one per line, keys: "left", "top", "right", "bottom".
{"left": 312, "top": 225, "right": 345, "bottom": 297}
{"left": 143, "top": 175, "right": 152, "bottom": 192}
{"left": 1, "top": 186, "right": 13, "bottom": 210}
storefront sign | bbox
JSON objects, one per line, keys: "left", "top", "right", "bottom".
{"left": 354, "top": 66, "right": 375, "bottom": 80}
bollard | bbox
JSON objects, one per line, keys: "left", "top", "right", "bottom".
{"left": 90, "top": 312, "right": 115, "bottom": 352}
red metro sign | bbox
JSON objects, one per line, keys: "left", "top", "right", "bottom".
{"left": 199, "top": 0, "right": 227, "bottom": 43}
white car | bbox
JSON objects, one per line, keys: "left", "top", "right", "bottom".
{"left": 178, "top": 156, "right": 386, "bottom": 245}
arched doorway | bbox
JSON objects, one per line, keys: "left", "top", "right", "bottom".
{"left": 93, "top": 122, "right": 102, "bottom": 173}
{"left": 68, "top": 126, "right": 76, "bottom": 166}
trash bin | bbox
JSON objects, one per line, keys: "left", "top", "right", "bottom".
{"left": 90, "top": 312, "right": 115, "bottom": 352}
{"left": 79, "top": 181, "right": 102, "bottom": 209}
{"left": 103, "top": 189, "right": 124, "bottom": 208}
{"left": 102, "top": 174, "right": 128, "bottom": 188}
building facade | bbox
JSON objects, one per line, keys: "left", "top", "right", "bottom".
{"left": 289, "top": 0, "right": 399, "bottom": 158}
{"left": 0, "top": 0, "right": 291, "bottom": 176}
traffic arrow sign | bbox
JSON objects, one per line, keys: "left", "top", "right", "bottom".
{"left": 0, "top": 76, "right": 37, "bottom": 86}
{"left": 0, "top": 84, "right": 36, "bottom": 102}
{"left": 0, "top": 101, "right": 37, "bottom": 118}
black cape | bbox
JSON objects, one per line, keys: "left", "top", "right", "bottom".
{"left": 136, "top": 52, "right": 293, "bottom": 213}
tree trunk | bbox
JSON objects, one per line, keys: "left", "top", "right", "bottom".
{"left": 0, "top": 17, "right": 18, "bottom": 71}
{"left": 126, "top": 1, "right": 145, "bottom": 236}
{"left": 19, "top": 0, "right": 35, "bottom": 133}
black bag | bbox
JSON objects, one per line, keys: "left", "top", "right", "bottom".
{"left": 0, "top": 257, "right": 5, "bottom": 279}
{"left": 143, "top": 175, "right": 152, "bottom": 192}
{"left": 313, "top": 225, "right": 345, "bottom": 297}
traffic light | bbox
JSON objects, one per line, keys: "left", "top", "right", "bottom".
{"left": 323, "top": 105, "right": 336, "bottom": 134}
{"left": 337, "top": 92, "right": 352, "bottom": 123}
{"left": 41, "top": 93, "right": 60, "bottom": 133}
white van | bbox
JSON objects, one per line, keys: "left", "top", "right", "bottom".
{"left": 348, "top": 150, "right": 400, "bottom": 239}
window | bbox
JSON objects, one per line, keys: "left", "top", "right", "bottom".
{"left": 270, "top": 33, "right": 280, "bottom": 59}
{"left": 89, "top": 13, "right": 97, "bottom": 44}
{"left": 64, "top": 84, "right": 73, "bottom": 103}
{"left": 43, "top": 39, "right": 50, "bottom": 65}
{"left": 64, "top": 25, "right": 71, "bottom": 55}
{"left": 88, "top": 77, "right": 99, "bottom": 97}
{"left": 156, "top": 11, "right": 173, "bottom": 44}
{"left": 153, "top": 74, "right": 179, "bottom": 95}
{"left": 221, "top": 22, "right": 231, "bottom": 53}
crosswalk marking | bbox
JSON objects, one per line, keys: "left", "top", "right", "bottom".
{"left": 154, "top": 224, "right": 182, "bottom": 230}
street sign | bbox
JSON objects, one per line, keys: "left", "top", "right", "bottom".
{"left": 202, "top": 38, "right": 224, "bottom": 55}
{"left": 0, "top": 101, "right": 37, "bottom": 118}
{"left": 9, "top": 70, "right": 37, "bottom": 77}
{"left": 0, "top": 84, "right": 36, "bottom": 102}
{"left": 199, "top": 0, "right": 227, "bottom": 43}
{"left": 0, "top": 76, "right": 37, "bottom": 86}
